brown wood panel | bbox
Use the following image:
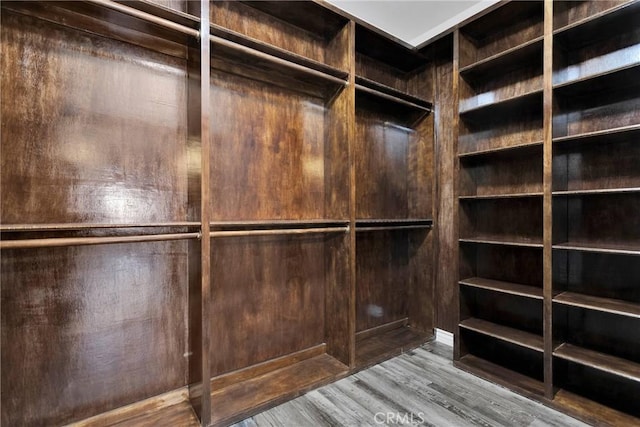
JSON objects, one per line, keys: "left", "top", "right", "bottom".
{"left": 209, "top": 235, "right": 327, "bottom": 376}
{"left": 355, "top": 232, "right": 409, "bottom": 332}
{"left": 355, "top": 110, "right": 413, "bottom": 219}
{"left": 1, "top": 242, "right": 189, "bottom": 426}
{"left": 432, "top": 36, "right": 458, "bottom": 333}
{"left": 210, "top": 1, "right": 334, "bottom": 67}
{"left": 459, "top": 111, "right": 543, "bottom": 155}
{"left": 0, "top": 10, "right": 188, "bottom": 225}
{"left": 210, "top": 71, "right": 328, "bottom": 221}
{"left": 356, "top": 53, "right": 409, "bottom": 95}
{"left": 355, "top": 325, "right": 431, "bottom": 369}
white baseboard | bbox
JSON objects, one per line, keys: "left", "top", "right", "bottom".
{"left": 434, "top": 328, "right": 454, "bottom": 347}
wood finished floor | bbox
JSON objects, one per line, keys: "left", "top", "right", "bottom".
{"left": 233, "top": 342, "right": 589, "bottom": 427}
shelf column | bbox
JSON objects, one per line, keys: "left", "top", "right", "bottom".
{"left": 543, "top": 0, "right": 554, "bottom": 400}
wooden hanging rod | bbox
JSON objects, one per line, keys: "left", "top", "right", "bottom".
{"left": 0, "top": 232, "right": 200, "bottom": 249}
{"left": 210, "top": 227, "right": 348, "bottom": 238}
{"left": 0, "top": 222, "right": 200, "bottom": 232}
{"left": 90, "top": 0, "right": 199, "bottom": 37}
{"left": 209, "top": 34, "right": 349, "bottom": 87}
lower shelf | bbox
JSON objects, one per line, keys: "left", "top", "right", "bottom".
{"left": 554, "top": 343, "right": 640, "bottom": 384}
{"left": 210, "top": 353, "right": 348, "bottom": 426}
{"left": 455, "top": 354, "right": 545, "bottom": 398}
{"left": 355, "top": 324, "right": 433, "bottom": 369}
{"left": 552, "top": 389, "right": 640, "bottom": 426}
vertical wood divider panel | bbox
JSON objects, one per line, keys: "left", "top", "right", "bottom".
{"left": 347, "top": 20, "right": 358, "bottom": 368}
{"left": 543, "top": 0, "right": 554, "bottom": 400}
{"left": 198, "top": 0, "right": 211, "bottom": 424}
{"left": 452, "top": 29, "right": 462, "bottom": 361}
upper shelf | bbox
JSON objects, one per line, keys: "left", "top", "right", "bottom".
{"left": 355, "top": 24, "right": 428, "bottom": 73}
{"left": 460, "top": 277, "right": 543, "bottom": 300}
{"left": 460, "top": 36, "right": 543, "bottom": 78}
{"left": 553, "top": 63, "right": 640, "bottom": 98}
{"left": 458, "top": 140, "right": 543, "bottom": 159}
{"left": 553, "top": 242, "right": 640, "bottom": 256}
{"left": 553, "top": 124, "right": 640, "bottom": 147}
{"left": 355, "top": 76, "right": 432, "bottom": 111}
{"left": 2, "top": 0, "right": 199, "bottom": 57}
{"left": 554, "top": 0, "right": 640, "bottom": 49}
{"left": 459, "top": 90, "right": 543, "bottom": 123}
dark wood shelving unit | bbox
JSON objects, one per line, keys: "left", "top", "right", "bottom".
{"left": 354, "top": 23, "right": 435, "bottom": 369}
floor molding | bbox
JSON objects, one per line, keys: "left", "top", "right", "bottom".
{"left": 435, "top": 328, "right": 454, "bottom": 348}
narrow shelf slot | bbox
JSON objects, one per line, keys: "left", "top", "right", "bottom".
{"left": 211, "top": 220, "right": 349, "bottom": 230}
{"left": 460, "top": 238, "right": 543, "bottom": 249}
{"left": 554, "top": 343, "right": 640, "bottom": 383}
{"left": 459, "top": 318, "right": 544, "bottom": 352}
{"left": 554, "top": 292, "right": 640, "bottom": 319}
{"left": 553, "top": 242, "right": 640, "bottom": 256}
{"left": 460, "top": 277, "right": 543, "bottom": 300}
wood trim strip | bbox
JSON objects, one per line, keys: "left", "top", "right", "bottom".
{"left": 355, "top": 318, "right": 409, "bottom": 342}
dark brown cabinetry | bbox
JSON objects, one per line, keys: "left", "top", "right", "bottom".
{"left": 454, "top": 0, "right": 640, "bottom": 424}
{"left": 1, "top": 1, "right": 433, "bottom": 426}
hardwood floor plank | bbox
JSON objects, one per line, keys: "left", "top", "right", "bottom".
{"left": 234, "top": 342, "right": 589, "bottom": 427}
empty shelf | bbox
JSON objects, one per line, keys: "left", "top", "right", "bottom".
{"left": 459, "top": 318, "right": 543, "bottom": 352}
{"left": 554, "top": 292, "right": 640, "bottom": 319}
{"left": 554, "top": 343, "right": 640, "bottom": 383}
{"left": 460, "top": 277, "right": 543, "bottom": 300}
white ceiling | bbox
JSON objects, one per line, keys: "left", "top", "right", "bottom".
{"left": 326, "top": 0, "right": 500, "bottom": 48}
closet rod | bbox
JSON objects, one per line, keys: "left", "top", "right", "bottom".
{"left": 90, "top": 0, "right": 199, "bottom": 37}
{"left": 209, "top": 34, "right": 349, "bottom": 86}
{"left": 0, "top": 222, "right": 200, "bottom": 232}
{"left": 0, "top": 232, "right": 200, "bottom": 249}
{"left": 356, "top": 225, "right": 433, "bottom": 232}
{"left": 211, "top": 227, "right": 348, "bottom": 238}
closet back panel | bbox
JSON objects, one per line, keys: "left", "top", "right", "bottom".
{"left": 1, "top": 242, "right": 189, "bottom": 426}
{"left": 210, "top": 235, "right": 326, "bottom": 376}
{"left": 0, "top": 11, "right": 189, "bottom": 225}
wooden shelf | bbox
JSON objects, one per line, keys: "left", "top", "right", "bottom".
{"left": 458, "top": 140, "right": 543, "bottom": 158}
{"left": 554, "top": 343, "right": 640, "bottom": 383}
{"left": 553, "top": 188, "right": 640, "bottom": 196}
{"left": 553, "top": 124, "right": 640, "bottom": 146}
{"left": 553, "top": 389, "right": 640, "bottom": 427}
{"left": 554, "top": 292, "right": 640, "bottom": 319}
{"left": 355, "top": 219, "right": 433, "bottom": 232}
{"left": 2, "top": 1, "right": 198, "bottom": 56}
{"left": 211, "top": 220, "right": 349, "bottom": 230}
{"left": 459, "top": 193, "right": 543, "bottom": 200}
{"left": 355, "top": 76, "right": 432, "bottom": 109}
{"left": 210, "top": 353, "right": 348, "bottom": 426}
{"left": 553, "top": 242, "right": 640, "bottom": 256}
{"left": 355, "top": 325, "right": 433, "bottom": 369}
{"left": 459, "top": 318, "right": 544, "bottom": 352}
{"left": 355, "top": 83, "right": 432, "bottom": 113}
{"left": 553, "top": 63, "right": 640, "bottom": 97}
{"left": 460, "top": 36, "right": 543, "bottom": 76}
{"left": 460, "top": 277, "right": 543, "bottom": 300}
{"left": 554, "top": 0, "right": 640, "bottom": 48}
{"left": 460, "top": 238, "right": 543, "bottom": 249}
{"left": 455, "top": 354, "right": 545, "bottom": 398}
{"left": 210, "top": 23, "right": 349, "bottom": 81}
{"left": 459, "top": 90, "right": 542, "bottom": 121}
